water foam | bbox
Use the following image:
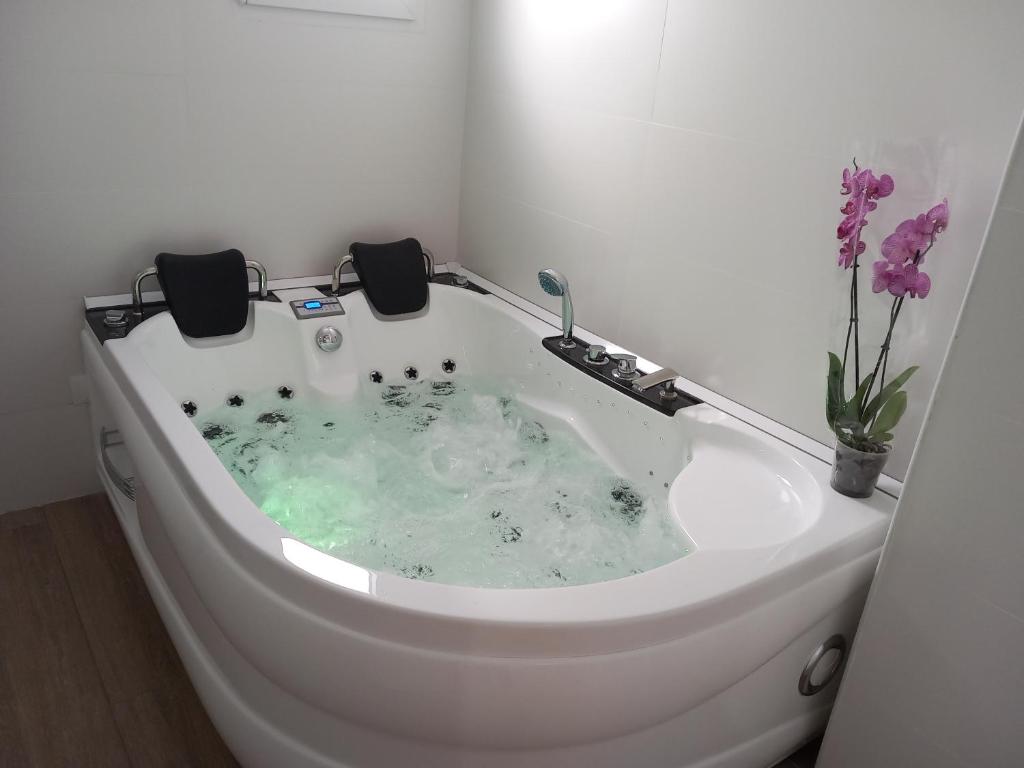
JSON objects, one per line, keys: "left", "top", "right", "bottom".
{"left": 198, "top": 378, "right": 691, "bottom": 588}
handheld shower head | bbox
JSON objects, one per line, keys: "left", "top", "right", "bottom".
{"left": 538, "top": 268, "right": 568, "bottom": 297}
{"left": 538, "top": 268, "right": 575, "bottom": 348}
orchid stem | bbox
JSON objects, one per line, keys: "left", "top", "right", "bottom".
{"left": 860, "top": 239, "right": 932, "bottom": 422}
{"left": 842, "top": 268, "right": 855, "bottom": 381}
{"left": 852, "top": 258, "right": 861, "bottom": 385}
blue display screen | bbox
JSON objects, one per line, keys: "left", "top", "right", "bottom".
{"left": 303, "top": 301, "right": 323, "bottom": 309}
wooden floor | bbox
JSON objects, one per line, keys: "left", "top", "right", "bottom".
{"left": 0, "top": 494, "right": 237, "bottom": 767}
{"left": 1, "top": 492, "right": 820, "bottom": 768}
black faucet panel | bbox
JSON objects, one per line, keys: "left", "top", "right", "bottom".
{"left": 542, "top": 336, "right": 702, "bottom": 417}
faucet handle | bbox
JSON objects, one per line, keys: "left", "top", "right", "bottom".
{"left": 586, "top": 344, "right": 608, "bottom": 364}
{"left": 448, "top": 261, "right": 469, "bottom": 287}
{"left": 610, "top": 353, "right": 639, "bottom": 380}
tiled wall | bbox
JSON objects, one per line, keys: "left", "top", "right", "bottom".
{"left": 818, "top": 118, "right": 1024, "bottom": 767}
{"left": 0, "top": 0, "right": 471, "bottom": 512}
{"left": 458, "top": 0, "right": 1024, "bottom": 478}
{"left": 3, "top": 0, "right": 1021, "bottom": 513}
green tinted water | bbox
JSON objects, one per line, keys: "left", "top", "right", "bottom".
{"left": 198, "top": 378, "right": 691, "bottom": 588}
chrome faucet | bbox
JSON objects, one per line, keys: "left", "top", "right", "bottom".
{"left": 632, "top": 368, "right": 680, "bottom": 400}
{"left": 537, "top": 268, "right": 575, "bottom": 349}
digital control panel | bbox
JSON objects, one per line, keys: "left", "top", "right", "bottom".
{"left": 289, "top": 296, "right": 346, "bottom": 319}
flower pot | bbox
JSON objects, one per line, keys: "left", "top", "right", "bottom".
{"left": 830, "top": 440, "right": 890, "bottom": 498}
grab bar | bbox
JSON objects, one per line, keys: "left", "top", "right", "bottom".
{"left": 331, "top": 254, "right": 354, "bottom": 295}
{"left": 131, "top": 266, "right": 159, "bottom": 317}
{"left": 247, "top": 260, "right": 269, "bottom": 300}
{"left": 331, "top": 249, "right": 435, "bottom": 296}
{"left": 131, "top": 260, "right": 269, "bottom": 317}
{"left": 100, "top": 427, "right": 136, "bottom": 501}
{"left": 423, "top": 247, "right": 435, "bottom": 280}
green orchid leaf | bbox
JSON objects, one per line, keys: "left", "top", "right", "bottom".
{"left": 863, "top": 366, "right": 918, "bottom": 425}
{"left": 868, "top": 390, "right": 908, "bottom": 439}
{"left": 844, "top": 373, "right": 875, "bottom": 423}
{"left": 826, "top": 353, "right": 845, "bottom": 430}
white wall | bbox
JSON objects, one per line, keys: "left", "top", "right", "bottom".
{"left": 459, "top": 0, "right": 1024, "bottom": 479}
{"left": 0, "top": 0, "right": 471, "bottom": 513}
{"left": 818, "top": 118, "right": 1024, "bottom": 768}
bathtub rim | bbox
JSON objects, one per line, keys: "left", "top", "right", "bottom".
{"left": 84, "top": 263, "right": 901, "bottom": 500}
{"left": 87, "top": 277, "right": 894, "bottom": 644}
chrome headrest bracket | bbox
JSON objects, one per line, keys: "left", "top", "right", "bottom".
{"left": 333, "top": 248, "right": 436, "bottom": 296}
{"left": 423, "top": 247, "right": 435, "bottom": 280}
{"left": 131, "top": 259, "right": 269, "bottom": 318}
{"left": 246, "top": 260, "right": 269, "bottom": 300}
{"left": 332, "top": 254, "right": 355, "bottom": 295}
{"left": 131, "top": 266, "right": 159, "bottom": 317}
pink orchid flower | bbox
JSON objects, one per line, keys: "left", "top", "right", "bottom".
{"left": 888, "top": 263, "right": 931, "bottom": 299}
{"left": 837, "top": 167, "right": 894, "bottom": 269}
{"left": 871, "top": 260, "right": 931, "bottom": 298}
{"left": 927, "top": 199, "right": 950, "bottom": 234}
{"left": 865, "top": 173, "right": 895, "bottom": 199}
{"left": 881, "top": 219, "right": 930, "bottom": 265}
{"left": 871, "top": 259, "right": 892, "bottom": 293}
{"left": 874, "top": 200, "right": 948, "bottom": 299}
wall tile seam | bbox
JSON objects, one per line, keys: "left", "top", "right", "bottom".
{"left": 648, "top": 0, "right": 671, "bottom": 123}
{"left": 464, "top": 87, "right": 849, "bottom": 166}
{"left": 462, "top": 84, "right": 659, "bottom": 129}
{"left": 460, "top": 183, "right": 617, "bottom": 237}
{"left": 0, "top": 64, "right": 188, "bottom": 79}
{"left": 0, "top": 64, "right": 470, "bottom": 90}
{"left": 979, "top": 596, "right": 1024, "bottom": 628}
{"left": 642, "top": 119, "right": 845, "bottom": 166}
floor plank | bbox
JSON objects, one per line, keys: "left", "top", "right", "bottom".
{"left": 113, "top": 680, "right": 238, "bottom": 768}
{"left": 0, "top": 515, "right": 131, "bottom": 767}
{"left": 44, "top": 496, "right": 182, "bottom": 702}
{"left": 0, "top": 505, "right": 44, "bottom": 530}
{"left": 44, "top": 494, "right": 237, "bottom": 767}
{"left": 0, "top": 650, "right": 31, "bottom": 767}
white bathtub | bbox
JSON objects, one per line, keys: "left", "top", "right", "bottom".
{"left": 82, "top": 275, "right": 893, "bottom": 768}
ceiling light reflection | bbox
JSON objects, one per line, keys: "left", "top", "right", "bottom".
{"left": 522, "top": 0, "right": 629, "bottom": 40}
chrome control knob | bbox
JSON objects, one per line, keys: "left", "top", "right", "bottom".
{"left": 610, "top": 353, "right": 639, "bottom": 380}
{"left": 449, "top": 261, "right": 469, "bottom": 287}
{"left": 585, "top": 344, "right": 608, "bottom": 365}
{"left": 103, "top": 309, "right": 128, "bottom": 328}
{"left": 315, "top": 326, "right": 342, "bottom": 352}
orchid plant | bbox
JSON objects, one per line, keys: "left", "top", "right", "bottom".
{"left": 826, "top": 162, "right": 949, "bottom": 453}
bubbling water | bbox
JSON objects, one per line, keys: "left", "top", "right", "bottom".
{"left": 198, "top": 378, "right": 691, "bottom": 588}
